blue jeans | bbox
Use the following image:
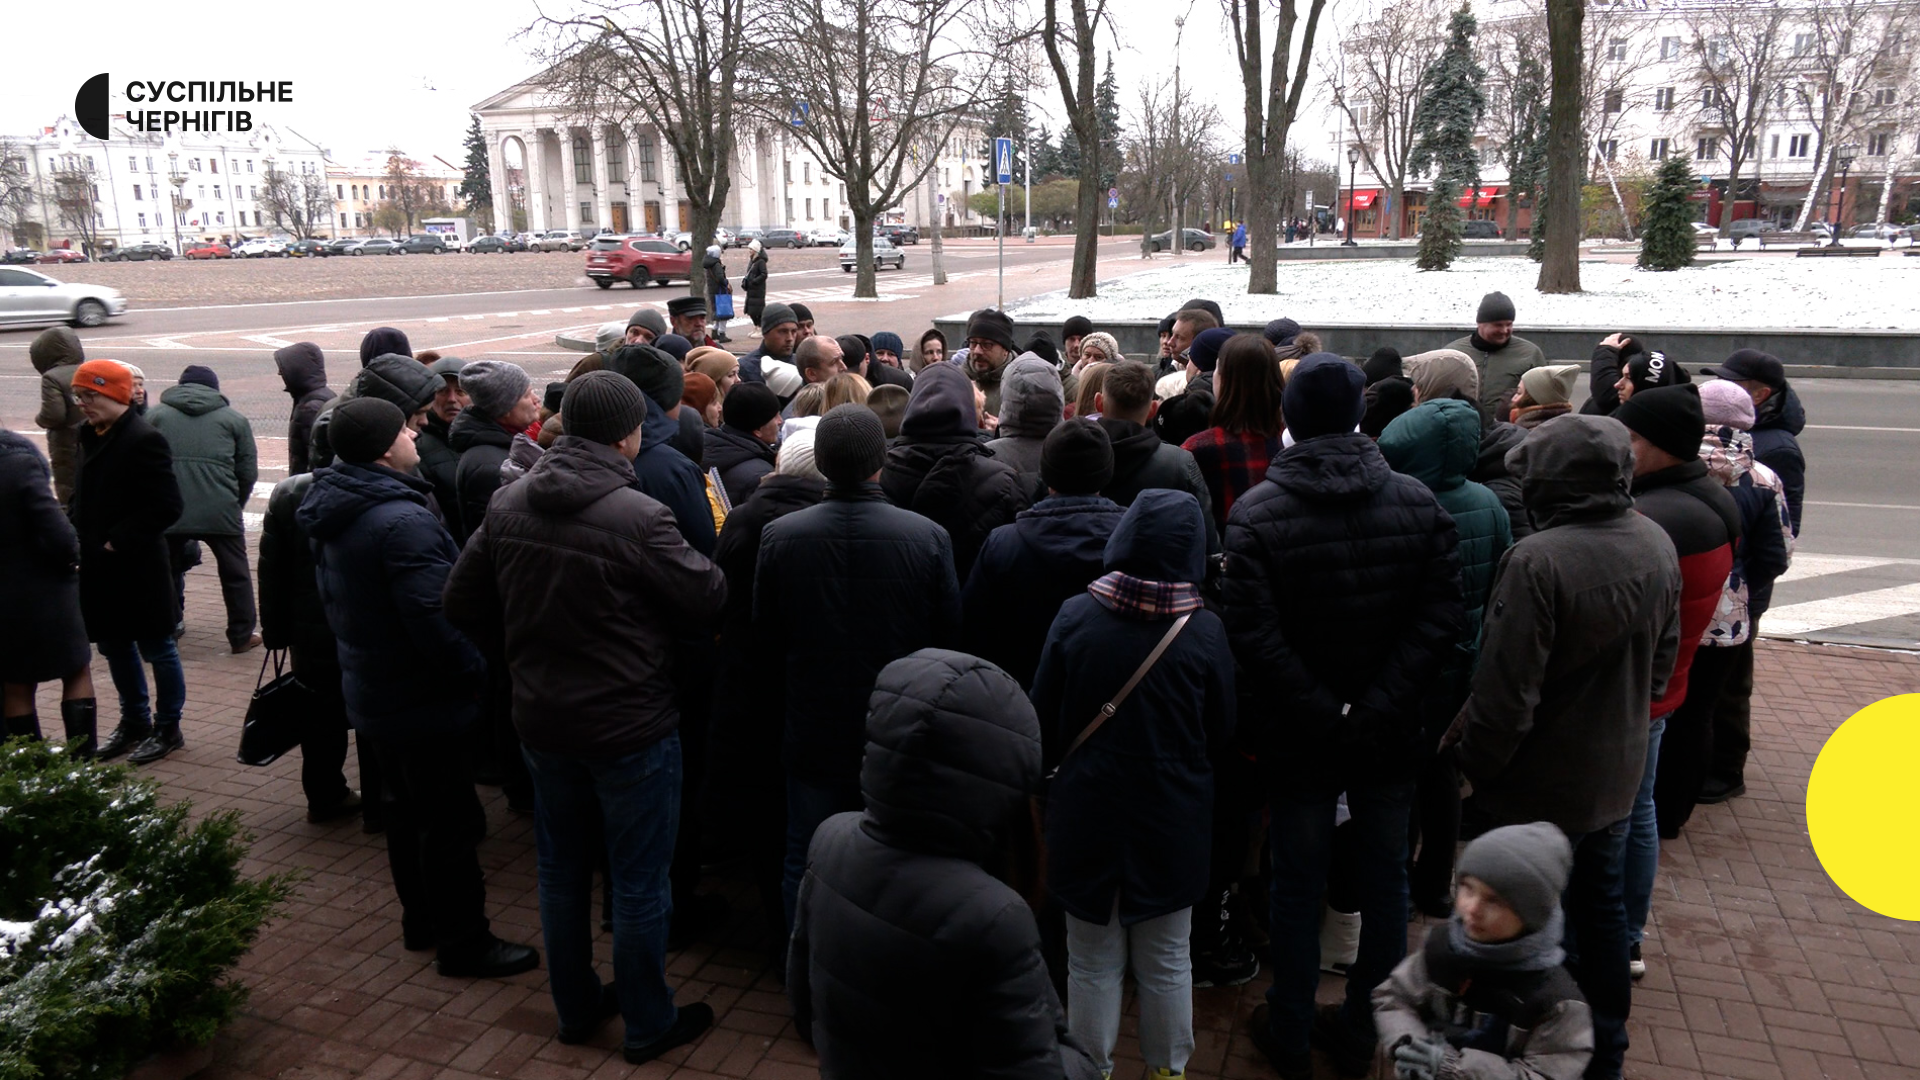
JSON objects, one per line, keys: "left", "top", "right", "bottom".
{"left": 523, "top": 736, "right": 682, "bottom": 1050}
{"left": 1626, "top": 714, "right": 1666, "bottom": 946}
{"left": 783, "top": 776, "right": 862, "bottom": 934}
{"left": 1563, "top": 818, "right": 1632, "bottom": 1080}
{"left": 98, "top": 636, "right": 186, "bottom": 729}
{"left": 1264, "top": 777, "right": 1414, "bottom": 1056}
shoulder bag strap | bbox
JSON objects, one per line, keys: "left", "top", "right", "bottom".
{"left": 1058, "top": 613, "right": 1192, "bottom": 767}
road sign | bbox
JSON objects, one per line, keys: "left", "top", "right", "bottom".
{"left": 1225, "top": 173, "right": 1233, "bottom": 183}
{"left": 995, "top": 137, "right": 1014, "bottom": 184}
{"left": 1227, "top": 153, "right": 1242, "bottom": 165}
{"left": 790, "top": 102, "right": 809, "bottom": 128}
{"left": 1108, "top": 196, "right": 1118, "bottom": 209}
{"left": 1108, "top": 186, "right": 1118, "bottom": 199}
{"left": 1304, "top": 188, "right": 1315, "bottom": 208}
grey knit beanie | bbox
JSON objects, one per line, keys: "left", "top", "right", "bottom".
{"left": 1457, "top": 822, "right": 1574, "bottom": 932}
{"left": 459, "top": 360, "right": 531, "bottom": 420}
{"left": 813, "top": 403, "right": 888, "bottom": 488}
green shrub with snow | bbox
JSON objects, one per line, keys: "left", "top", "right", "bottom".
{"left": 0, "top": 740, "right": 292, "bottom": 1079}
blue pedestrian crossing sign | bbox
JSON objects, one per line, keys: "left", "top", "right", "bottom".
{"left": 1108, "top": 196, "right": 1118, "bottom": 209}
{"left": 995, "top": 137, "right": 1014, "bottom": 184}
{"left": 1227, "top": 153, "right": 1242, "bottom": 165}
{"left": 790, "top": 102, "right": 809, "bottom": 128}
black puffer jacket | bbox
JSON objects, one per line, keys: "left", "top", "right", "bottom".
{"left": 1153, "top": 369, "right": 1215, "bottom": 450}
{"left": 755, "top": 482, "right": 962, "bottom": 788}
{"left": 789, "top": 649, "right": 1101, "bottom": 1080}
{"left": 275, "top": 342, "right": 334, "bottom": 475}
{"left": 415, "top": 411, "right": 461, "bottom": 531}
{"left": 443, "top": 436, "right": 727, "bottom": 760}
{"left": 1751, "top": 385, "right": 1806, "bottom": 537}
{"left": 308, "top": 355, "right": 438, "bottom": 471}
{"left": 73, "top": 410, "right": 184, "bottom": 643}
{"left": 1095, "top": 417, "right": 1219, "bottom": 554}
{"left": 1472, "top": 421, "right": 1534, "bottom": 541}
{"left": 0, "top": 431, "right": 89, "bottom": 683}
{"left": 448, "top": 407, "right": 514, "bottom": 547}
{"left": 1222, "top": 432, "right": 1464, "bottom": 773}
{"left": 882, "top": 364, "right": 1030, "bottom": 582}
{"left": 259, "top": 473, "right": 336, "bottom": 679}
{"left": 704, "top": 424, "right": 777, "bottom": 508}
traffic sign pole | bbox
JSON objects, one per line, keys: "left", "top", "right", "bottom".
{"left": 995, "top": 137, "right": 1013, "bottom": 309}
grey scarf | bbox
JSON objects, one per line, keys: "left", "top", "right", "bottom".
{"left": 1446, "top": 906, "right": 1566, "bottom": 972}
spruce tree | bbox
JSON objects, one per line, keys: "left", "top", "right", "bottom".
{"left": 1058, "top": 127, "right": 1082, "bottom": 178}
{"left": 1096, "top": 54, "right": 1124, "bottom": 189}
{"left": 1407, "top": 4, "right": 1487, "bottom": 271}
{"left": 1528, "top": 185, "right": 1548, "bottom": 262}
{"left": 1638, "top": 153, "right": 1700, "bottom": 271}
{"left": 458, "top": 115, "right": 492, "bottom": 226}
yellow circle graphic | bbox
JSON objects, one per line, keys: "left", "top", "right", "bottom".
{"left": 1806, "top": 694, "right": 1920, "bottom": 921}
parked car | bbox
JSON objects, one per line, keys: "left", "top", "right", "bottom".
{"left": 1689, "top": 221, "right": 1719, "bottom": 237}
{"left": 323, "top": 237, "right": 363, "bottom": 255}
{"left": 287, "top": 238, "right": 330, "bottom": 257}
{"left": 535, "top": 229, "right": 587, "bottom": 252}
{"left": 234, "top": 238, "right": 289, "bottom": 258}
{"left": 1808, "top": 222, "right": 1836, "bottom": 241}
{"left": 732, "top": 227, "right": 764, "bottom": 248}
{"left": 840, "top": 236, "right": 906, "bottom": 273}
{"left": 398, "top": 234, "right": 451, "bottom": 254}
{"left": 107, "top": 242, "right": 174, "bottom": 262}
{"left": 806, "top": 226, "right": 846, "bottom": 247}
{"left": 761, "top": 227, "right": 804, "bottom": 249}
{"left": 353, "top": 238, "right": 404, "bottom": 256}
{"left": 184, "top": 242, "right": 232, "bottom": 259}
{"left": 0, "top": 265, "right": 128, "bottom": 328}
{"left": 880, "top": 223, "right": 920, "bottom": 245}
{"left": 1148, "top": 228, "right": 1216, "bottom": 252}
{"left": 1461, "top": 220, "right": 1503, "bottom": 239}
{"left": 1725, "top": 219, "right": 1768, "bottom": 243}
{"left": 1849, "top": 222, "right": 1905, "bottom": 242}
{"left": 584, "top": 235, "right": 694, "bottom": 289}
{"left": 37, "top": 248, "right": 90, "bottom": 264}
{"left": 467, "top": 235, "right": 512, "bottom": 254}
{"left": 2, "top": 248, "right": 40, "bottom": 265}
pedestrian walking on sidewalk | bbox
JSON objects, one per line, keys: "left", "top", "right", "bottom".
{"left": 149, "top": 366, "right": 261, "bottom": 653}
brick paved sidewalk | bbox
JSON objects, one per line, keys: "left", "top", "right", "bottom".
{"left": 42, "top": 558, "right": 1920, "bottom": 1080}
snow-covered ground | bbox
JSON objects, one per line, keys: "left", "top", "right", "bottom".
{"left": 1007, "top": 255, "right": 1920, "bottom": 330}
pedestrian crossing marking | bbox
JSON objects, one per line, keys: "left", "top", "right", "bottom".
{"left": 1775, "top": 554, "right": 1898, "bottom": 584}
{"left": 1763, "top": 583, "right": 1920, "bottom": 638}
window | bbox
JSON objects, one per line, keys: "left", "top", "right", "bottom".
{"left": 608, "top": 140, "right": 625, "bottom": 183}
{"left": 215, "top": 212, "right": 225, "bottom": 224}
{"left": 1650, "top": 138, "right": 1671, "bottom": 160}
{"left": 580, "top": 201, "right": 592, "bottom": 223}
{"left": 1873, "top": 87, "right": 1897, "bottom": 106}
{"left": 128, "top": 155, "right": 138, "bottom": 170}
{"left": 573, "top": 135, "right": 591, "bottom": 184}
{"left": 379, "top": 184, "right": 386, "bottom": 199}
{"left": 190, "top": 158, "right": 202, "bottom": 172}
{"left": 213, "top": 185, "right": 221, "bottom": 198}
{"left": 1600, "top": 139, "right": 1619, "bottom": 162}
{"left": 1770, "top": 134, "right": 1780, "bottom": 158}
{"left": 1707, "top": 36, "right": 1729, "bottom": 66}
{"left": 805, "top": 198, "right": 814, "bottom": 219}
{"left": 147, "top": 156, "right": 154, "bottom": 171}
{"left": 1654, "top": 87, "right": 1675, "bottom": 112}
{"left": 803, "top": 162, "right": 811, "bottom": 183}
{"left": 1604, "top": 89, "right": 1623, "bottom": 113}
{"left": 246, "top": 160, "right": 253, "bottom": 173}
{"left": 823, "top": 199, "right": 831, "bottom": 220}
{"left": 785, "top": 161, "right": 792, "bottom": 183}
{"left": 336, "top": 184, "right": 344, "bottom": 199}
{"left": 1696, "top": 137, "right": 1720, "bottom": 160}
{"left": 1607, "top": 38, "right": 1627, "bottom": 61}
{"left": 1869, "top": 133, "right": 1891, "bottom": 156}
{"left": 1701, "top": 87, "right": 1717, "bottom": 109}
{"left": 133, "top": 184, "right": 142, "bottom": 200}
{"left": 138, "top": 213, "right": 147, "bottom": 227}
{"left": 1793, "top": 33, "right": 1816, "bottom": 57}
{"left": 197, "top": 185, "right": 206, "bottom": 198}
{"left": 943, "top": 168, "right": 950, "bottom": 186}
{"left": 639, "top": 137, "right": 656, "bottom": 183}
{"left": 1660, "top": 36, "right": 1681, "bottom": 61}
{"left": 209, "top": 158, "right": 218, "bottom": 173}
{"left": 786, "top": 197, "right": 794, "bottom": 220}
{"left": 1788, "top": 134, "right": 1810, "bottom": 157}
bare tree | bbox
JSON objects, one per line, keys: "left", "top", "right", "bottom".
{"left": 43, "top": 164, "right": 102, "bottom": 256}
{"left": 526, "top": 0, "right": 752, "bottom": 300}
{"left": 1685, "top": 3, "right": 1787, "bottom": 231}
{"left": 1319, "top": 0, "right": 1449, "bottom": 241}
{"left": 1779, "top": 0, "right": 1919, "bottom": 230}
{"left": 301, "top": 175, "right": 337, "bottom": 238}
{"left": 0, "top": 138, "right": 35, "bottom": 248}
{"left": 1582, "top": 3, "right": 1650, "bottom": 237}
{"left": 1039, "top": 0, "right": 1114, "bottom": 298}
{"left": 1117, "top": 75, "right": 1220, "bottom": 255}
{"left": 1537, "top": 0, "right": 1584, "bottom": 293}
{"left": 1870, "top": 42, "right": 1920, "bottom": 221}
{"left": 751, "top": 0, "right": 1005, "bottom": 299}
{"left": 1482, "top": 16, "right": 1549, "bottom": 239}
{"left": 382, "top": 152, "right": 435, "bottom": 233}
{"left": 1225, "top": 0, "right": 1328, "bottom": 293}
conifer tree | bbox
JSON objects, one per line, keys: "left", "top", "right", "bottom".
{"left": 1408, "top": 4, "right": 1487, "bottom": 271}
{"left": 1638, "top": 153, "right": 1700, "bottom": 271}
{"left": 1095, "top": 54, "right": 1123, "bottom": 189}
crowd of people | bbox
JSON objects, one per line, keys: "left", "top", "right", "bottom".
{"left": 0, "top": 285, "right": 1807, "bottom": 1079}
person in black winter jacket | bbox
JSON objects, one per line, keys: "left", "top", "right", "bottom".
{"left": 449, "top": 360, "right": 540, "bottom": 547}
{"left": 1578, "top": 334, "right": 1689, "bottom": 418}
{"left": 415, "top": 356, "right": 468, "bottom": 527}
{"left": 0, "top": 429, "right": 95, "bottom": 753}
{"left": 1222, "top": 353, "right": 1464, "bottom": 1080}
{"left": 963, "top": 420, "right": 1123, "bottom": 690}
{"left": 881, "top": 363, "right": 1030, "bottom": 581}
{"left": 1090, "top": 361, "right": 1220, "bottom": 554}
{"left": 707, "top": 436, "right": 826, "bottom": 958}
{"left": 276, "top": 342, "right": 334, "bottom": 476}
{"left": 309, "top": 354, "right": 441, "bottom": 473}
{"left": 359, "top": 325, "right": 412, "bottom": 364}
{"left": 788, "top": 648, "right": 1102, "bottom": 1080}
{"left": 703, "top": 382, "right": 781, "bottom": 508}
{"left": 758, "top": 404, "right": 962, "bottom": 931}
{"left": 607, "top": 344, "right": 718, "bottom": 556}
{"left": 260, "top": 469, "right": 373, "bottom": 825}
{"left": 1030, "top": 489, "right": 1235, "bottom": 1080}
{"left": 1154, "top": 327, "right": 1232, "bottom": 449}
{"left": 297, "top": 397, "right": 537, "bottom": 980}
{"left": 1471, "top": 422, "right": 1534, "bottom": 542}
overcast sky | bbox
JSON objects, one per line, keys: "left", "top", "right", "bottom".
{"left": 4, "top": 0, "right": 1359, "bottom": 169}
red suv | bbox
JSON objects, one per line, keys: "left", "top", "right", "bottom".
{"left": 585, "top": 235, "right": 693, "bottom": 289}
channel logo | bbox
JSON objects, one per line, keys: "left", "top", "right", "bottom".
{"left": 75, "top": 73, "right": 111, "bottom": 139}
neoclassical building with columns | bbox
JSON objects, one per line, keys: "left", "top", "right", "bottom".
{"left": 470, "top": 73, "right": 990, "bottom": 236}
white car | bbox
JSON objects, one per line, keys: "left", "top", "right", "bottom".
{"left": 807, "top": 226, "right": 846, "bottom": 247}
{"left": 840, "top": 236, "right": 906, "bottom": 272}
{"left": 234, "top": 238, "right": 289, "bottom": 258}
{"left": 535, "top": 229, "right": 587, "bottom": 252}
{"left": 669, "top": 228, "right": 735, "bottom": 251}
{"left": 0, "top": 265, "right": 129, "bottom": 328}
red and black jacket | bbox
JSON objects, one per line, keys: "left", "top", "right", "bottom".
{"left": 1632, "top": 460, "right": 1741, "bottom": 718}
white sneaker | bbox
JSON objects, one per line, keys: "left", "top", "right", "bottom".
{"left": 1629, "top": 943, "right": 1646, "bottom": 980}
{"left": 1319, "top": 904, "right": 1361, "bottom": 975}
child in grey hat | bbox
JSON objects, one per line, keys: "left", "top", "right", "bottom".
{"left": 1372, "top": 822, "right": 1594, "bottom": 1080}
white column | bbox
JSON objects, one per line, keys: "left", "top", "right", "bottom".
{"left": 591, "top": 127, "right": 612, "bottom": 231}
{"left": 488, "top": 134, "right": 510, "bottom": 235}
{"left": 558, "top": 128, "right": 581, "bottom": 231}
{"left": 626, "top": 129, "right": 646, "bottom": 231}
{"left": 525, "top": 129, "right": 549, "bottom": 233}
{"left": 656, "top": 129, "right": 680, "bottom": 231}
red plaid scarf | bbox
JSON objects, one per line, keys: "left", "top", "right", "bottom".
{"left": 1087, "top": 571, "right": 1203, "bottom": 619}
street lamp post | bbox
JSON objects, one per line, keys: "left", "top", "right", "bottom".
{"left": 1829, "top": 146, "right": 1858, "bottom": 247}
{"left": 1172, "top": 8, "right": 1190, "bottom": 256}
{"left": 166, "top": 151, "right": 186, "bottom": 256}
{"left": 1344, "top": 147, "right": 1360, "bottom": 246}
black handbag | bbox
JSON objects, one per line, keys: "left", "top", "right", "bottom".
{"left": 237, "top": 650, "right": 316, "bottom": 767}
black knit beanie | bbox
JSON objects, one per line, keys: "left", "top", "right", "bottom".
{"left": 330, "top": 398, "right": 407, "bottom": 464}
{"left": 608, "top": 344, "right": 684, "bottom": 411}
{"left": 560, "top": 370, "right": 648, "bottom": 445}
{"left": 1363, "top": 348, "right": 1403, "bottom": 386}
{"left": 722, "top": 382, "right": 782, "bottom": 432}
{"left": 813, "top": 403, "right": 888, "bottom": 488}
{"left": 1614, "top": 384, "right": 1705, "bottom": 462}
{"left": 1040, "top": 418, "right": 1114, "bottom": 495}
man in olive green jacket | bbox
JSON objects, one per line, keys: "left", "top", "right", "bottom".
{"left": 148, "top": 365, "right": 261, "bottom": 652}
{"left": 1444, "top": 291, "right": 1548, "bottom": 425}
{"left": 30, "top": 327, "right": 87, "bottom": 507}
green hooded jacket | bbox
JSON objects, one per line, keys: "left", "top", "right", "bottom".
{"left": 147, "top": 382, "right": 258, "bottom": 536}
{"left": 30, "top": 327, "right": 86, "bottom": 505}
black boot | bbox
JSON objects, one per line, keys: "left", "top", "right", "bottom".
{"left": 60, "top": 699, "right": 96, "bottom": 759}
{"left": 128, "top": 722, "right": 185, "bottom": 764}
{"left": 97, "top": 718, "right": 152, "bottom": 760}
{"left": 3, "top": 712, "right": 41, "bottom": 740}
